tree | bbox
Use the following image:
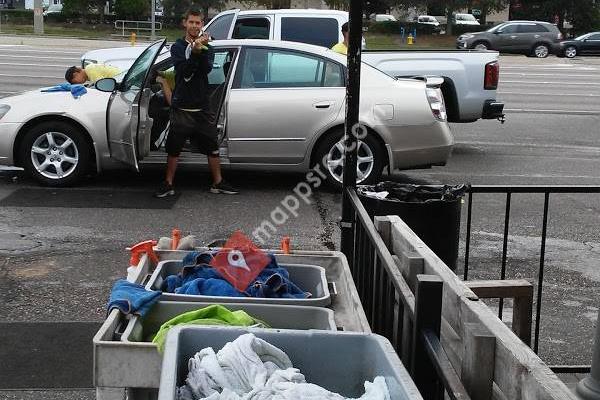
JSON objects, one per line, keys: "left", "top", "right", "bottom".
{"left": 511, "top": 0, "right": 600, "bottom": 35}
{"left": 162, "top": 0, "right": 228, "bottom": 22}
{"left": 114, "top": 0, "right": 148, "bottom": 20}
{"left": 471, "top": 0, "right": 509, "bottom": 25}
{"left": 62, "top": 0, "right": 88, "bottom": 16}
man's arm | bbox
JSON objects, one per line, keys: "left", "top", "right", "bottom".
{"left": 171, "top": 41, "right": 203, "bottom": 81}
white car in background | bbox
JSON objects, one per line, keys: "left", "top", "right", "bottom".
{"left": 371, "top": 14, "right": 397, "bottom": 22}
{"left": 417, "top": 15, "right": 440, "bottom": 27}
{"left": 453, "top": 13, "right": 480, "bottom": 26}
{"left": 0, "top": 40, "right": 452, "bottom": 188}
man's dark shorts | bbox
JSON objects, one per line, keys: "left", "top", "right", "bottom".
{"left": 166, "top": 108, "right": 219, "bottom": 157}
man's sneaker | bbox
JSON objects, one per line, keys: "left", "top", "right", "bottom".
{"left": 154, "top": 182, "right": 175, "bottom": 198}
{"left": 210, "top": 180, "right": 239, "bottom": 195}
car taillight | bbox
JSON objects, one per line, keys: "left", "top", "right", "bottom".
{"left": 484, "top": 61, "right": 499, "bottom": 90}
{"left": 426, "top": 87, "right": 447, "bottom": 121}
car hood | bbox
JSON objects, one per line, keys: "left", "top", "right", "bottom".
{"left": 559, "top": 40, "right": 579, "bottom": 45}
{"left": 0, "top": 86, "right": 112, "bottom": 123}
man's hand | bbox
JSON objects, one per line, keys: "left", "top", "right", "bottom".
{"left": 192, "top": 33, "right": 210, "bottom": 51}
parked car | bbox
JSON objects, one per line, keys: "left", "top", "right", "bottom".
{"left": 43, "top": 3, "right": 62, "bottom": 16}
{"left": 0, "top": 40, "right": 453, "bottom": 188}
{"left": 82, "top": 9, "right": 504, "bottom": 124}
{"left": 453, "top": 13, "right": 479, "bottom": 26}
{"left": 456, "top": 20, "right": 563, "bottom": 58}
{"left": 417, "top": 15, "right": 440, "bottom": 27}
{"left": 557, "top": 32, "right": 600, "bottom": 58}
{"left": 371, "top": 14, "right": 397, "bottom": 22}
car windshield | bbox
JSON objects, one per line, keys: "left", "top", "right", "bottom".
{"left": 575, "top": 33, "right": 590, "bottom": 40}
{"left": 487, "top": 23, "right": 505, "bottom": 32}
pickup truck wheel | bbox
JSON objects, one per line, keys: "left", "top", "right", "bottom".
{"left": 564, "top": 46, "right": 577, "bottom": 58}
{"left": 473, "top": 41, "right": 489, "bottom": 50}
{"left": 533, "top": 43, "right": 550, "bottom": 58}
{"left": 19, "top": 121, "right": 91, "bottom": 187}
{"left": 313, "top": 128, "right": 385, "bottom": 190}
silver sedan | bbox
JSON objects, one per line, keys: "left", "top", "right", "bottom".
{"left": 0, "top": 39, "right": 453, "bottom": 188}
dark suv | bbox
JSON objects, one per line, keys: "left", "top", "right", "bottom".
{"left": 456, "top": 21, "right": 563, "bottom": 58}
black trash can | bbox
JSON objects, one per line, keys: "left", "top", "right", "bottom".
{"left": 357, "top": 182, "right": 468, "bottom": 271}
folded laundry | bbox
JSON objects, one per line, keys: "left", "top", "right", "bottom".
{"left": 152, "top": 305, "right": 269, "bottom": 353}
{"left": 162, "top": 252, "right": 310, "bottom": 299}
{"left": 177, "top": 333, "right": 390, "bottom": 400}
{"left": 41, "top": 83, "right": 88, "bottom": 98}
{"left": 107, "top": 279, "right": 161, "bottom": 317}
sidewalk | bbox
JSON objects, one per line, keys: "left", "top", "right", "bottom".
{"left": 0, "top": 34, "right": 151, "bottom": 50}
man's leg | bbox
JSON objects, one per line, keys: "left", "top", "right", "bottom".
{"left": 207, "top": 154, "right": 222, "bottom": 185}
{"left": 166, "top": 155, "right": 179, "bottom": 186}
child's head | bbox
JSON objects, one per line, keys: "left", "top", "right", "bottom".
{"left": 65, "top": 66, "right": 87, "bottom": 84}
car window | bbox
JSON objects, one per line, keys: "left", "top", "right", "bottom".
{"left": 281, "top": 17, "right": 339, "bottom": 48}
{"left": 205, "top": 13, "right": 235, "bottom": 39}
{"left": 235, "top": 48, "right": 343, "bottom": 89}
{"left": 498, "top": 24, "right": 518, "bottom": 34}
{"left": 232, "top": 17, "right": 270, "bottom": 39}
{"left": 121, "top": 41, "right": 163, "bottom": 92}
{"left": 588, "top": 34, "right": 600, "bottom": 40}
{"left": 207, "top": 50, "right": 236, "bottom": 85}
{"left": 518, "top": 24, "right": 547, "bottom": 33}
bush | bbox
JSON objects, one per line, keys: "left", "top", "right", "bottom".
{"left": 0, "top": 9, "right": 34, "bottom": 24}
{"left": 367, "top": 21, "right": 438, "bottom": 35}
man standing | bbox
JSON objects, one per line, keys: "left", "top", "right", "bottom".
{"left": 155, "top": 8, "right": 238, "bottom": 198}
{"left": 331, "top": 22, "right": 349, "bottom": 55}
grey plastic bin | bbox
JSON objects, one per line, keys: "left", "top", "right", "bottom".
{"left": 122, "top": 301, "right": 337, "bottom": 343}
{"left": 158, "top": 326, "right": 423, "bottom": 400}
{"left": 146, "top": 260, "right": 331, "bottom": 306}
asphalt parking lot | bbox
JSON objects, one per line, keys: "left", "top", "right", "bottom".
{"left": 0, "top": 39, "right": 599, "bottom": 397}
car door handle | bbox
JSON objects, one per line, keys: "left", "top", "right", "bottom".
{"left": 314, "top": 101, "right": 334, "bottom": 109}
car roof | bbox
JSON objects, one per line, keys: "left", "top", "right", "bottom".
{"left": 236, "top": 9, "right": 348, "bottom": 16}
{"left": 156, "top": 39, "right": 346, "bottom": 63}
{"left": 504, "top": 20, "right": 555, "bottom": 25}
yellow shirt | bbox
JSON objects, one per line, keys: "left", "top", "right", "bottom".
{"left": 84, "top": 64, "right": 121, "bottom": 83}
{"left": 159, "top": 69, "right": 176, "bottom": 90}
{"left": 331, "top": 42, "right": 348, "bottom": 55}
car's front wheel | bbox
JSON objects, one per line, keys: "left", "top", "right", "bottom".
{"left": 564, "top": 45, "right": 578, "bottom": 58}
{"left": 533, "top": 43, "right": 550, "bottom": 58}
{"left": 19, "top": 121, "right": 91, "bottom": 187}
{"left": 313, "top": 128, "right": 385, "bottom": 190}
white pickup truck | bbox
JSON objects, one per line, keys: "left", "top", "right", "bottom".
{"left": 82, "top": 9, "right": 504, "bottom": 123}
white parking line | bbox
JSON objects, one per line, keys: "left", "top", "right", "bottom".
{"left": 502, "top": 72, "right": 600, "bottom": 78}
{"left": 505, "top": 108, "right": 599, "bottom": 115}
{"left": 0, "top": 62, "right": 72, "bottom": 68}
{"left": 499, "top": 92, "right": 600, "bottom": 97}
{"left": 0, "top": 48, "right": 85, "bottom": 54}
{"left": 460, "top": 140, "right": 600, "bottom": 153}
{"left": 0, "top": 73, "right": 62, "bottom": 79}
{"left": 418, "top": 171, "right": 600, "bottom": 180}
{"left": 0, "top": 54, "right": 79, "bottom": 60}
{"left": 502, "top": 81, "right": 600, "bottom": 86}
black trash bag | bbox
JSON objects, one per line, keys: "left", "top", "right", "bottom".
{"left": 357, "top": 182, "right": 469, "bottom": 271}
{"left": 357, "top": 181, "right": 469, "bottom": 203}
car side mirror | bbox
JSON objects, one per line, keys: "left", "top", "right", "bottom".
{"left": 95, "top": 78, "right": 117, "bottom": 92}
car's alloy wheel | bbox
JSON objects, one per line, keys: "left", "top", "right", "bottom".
{"left": 30, "top": 131, "right": 79, "bottom": 180}
{"left": 565, "top": 46, "right": 577, "bottom": 58}
{"left": 326, "top": 139, "right": 375, "bottom": 185}
{"left": 313, "top": 128, "right": 385, "bottom": 190}
{"left": 534, "top": 44, "right": 549, "bottom": 58}
{"left": 20, "top": 121, "right": 91, "bottom": 186}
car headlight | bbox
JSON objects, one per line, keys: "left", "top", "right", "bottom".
{"left": 460, "top": 34, "right": 474, "bottom": 40}
{"left": 426, "top": 88, "right": 447, "bottom": 121}
{"left": 0, "top": 104, "right": 10, "bottom": 120}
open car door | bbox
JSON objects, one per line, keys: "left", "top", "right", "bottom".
{"left": 106, "top": 39, "right": 166, "bottom": 170}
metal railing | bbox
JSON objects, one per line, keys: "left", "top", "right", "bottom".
{"left": 463, "top": 185, "right": 600, "bottom": 361}
{"left": 114, "top": 19, "right": 162, "bottom": 36}
{"left": 345, "top": 188, "right": 471, "bottom": 400}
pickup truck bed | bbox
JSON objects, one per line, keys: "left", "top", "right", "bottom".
{"left": 362, "top": 49, "right": 504, "bottom": 123}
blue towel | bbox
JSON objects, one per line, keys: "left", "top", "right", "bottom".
{"left": 161, "top": 251, "right": 310, "bottom": 299}
{"left": 107, "top": 279, "right": 161, "bottom": 317}
{"left": 41, "top": 82, "right": 88, "bottom": 98}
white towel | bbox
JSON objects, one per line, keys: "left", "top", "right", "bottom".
{"left": 178, "top": 333, "right": 391, "bottom": 400}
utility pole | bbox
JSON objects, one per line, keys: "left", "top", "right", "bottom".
{"left": 33, "top": 0, "right": 44, "bottom": 34}
{"left": 151, "top": 0, "right": 156, "bottom": 40}
{"left": 339, "top": 0, "right": 363, "bottom": 257}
